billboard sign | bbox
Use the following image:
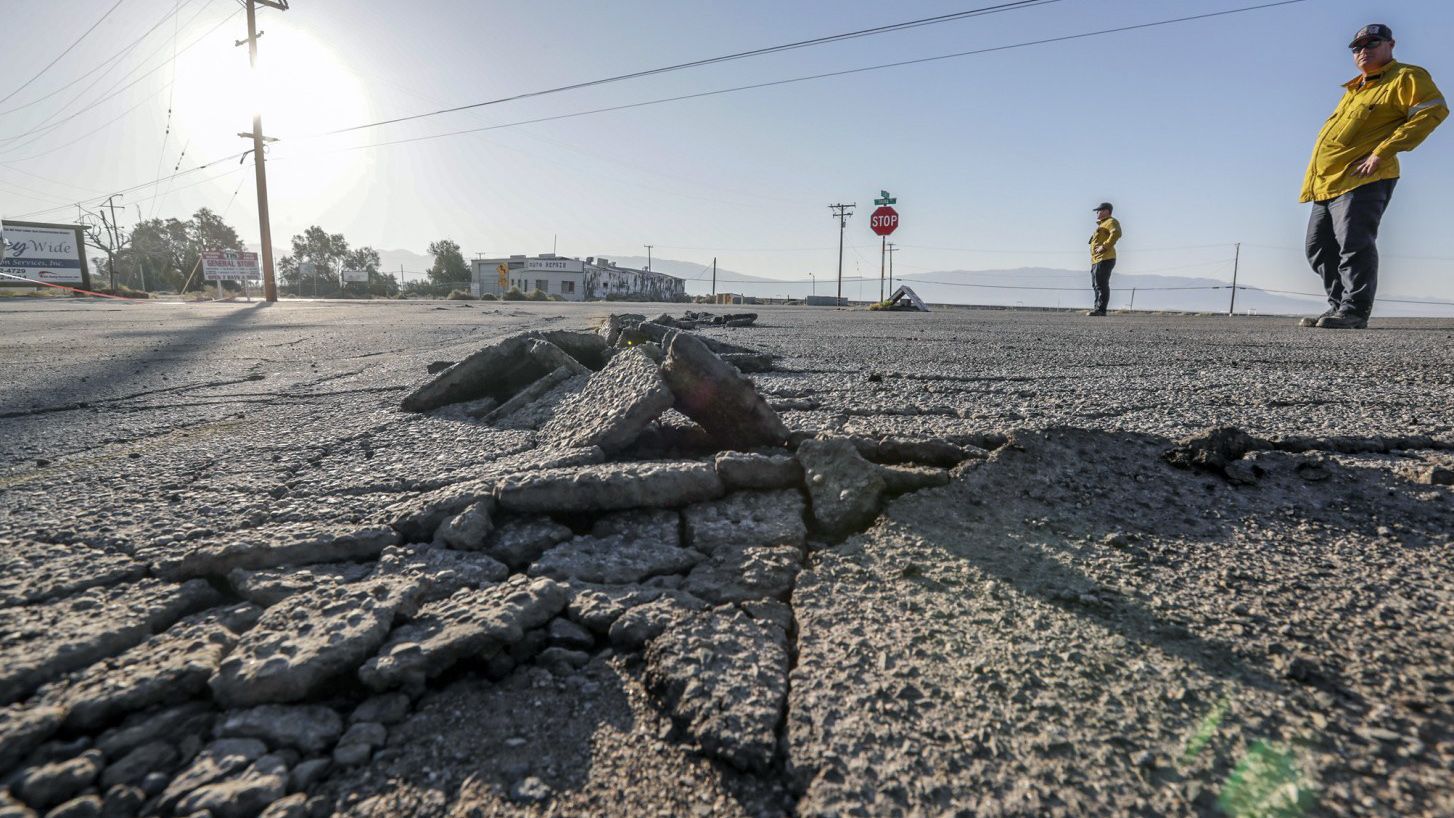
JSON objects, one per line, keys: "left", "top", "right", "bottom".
{"left": 0, "top": 221, "right": 89, "bottom": 286}
{"left": 341, "top": 269, "right": 369, "bottom": 283}
{"left": 202, "top": 250, "right": 260, "bottom": 281}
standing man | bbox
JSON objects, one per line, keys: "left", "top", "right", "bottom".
{"left": 1300, "top": 24, "right": 1447, "bottom": 329}
{"left": 1086, "top": 202, "right": 1121, "bottom": 316}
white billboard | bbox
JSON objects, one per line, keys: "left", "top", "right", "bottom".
{"left": 202, "top": 250, "right": 260, "bottom": 281}
{"left": 1, "top": 222, "right": 87, "bottom": 284}
{"left": 341, "top": 269, "right": 369, "bottom": 283}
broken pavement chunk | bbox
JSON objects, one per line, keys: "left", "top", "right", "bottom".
{"left": 209, "top": 578, "right": 425, "bottom": 707}
{"left": 496, "top": 461, "right": 725, "bottom": 514}
{"left": 153, "top": 523, "right": 400, "bottom": 580}
{"left": 682, "top": 490, "right": 807, "bottom": 554}
{"left": 0, "top": 538, "right": 145, "bottom": 609}
{"left": 714, "top": 451, "right": 804, "bottom": 490}
{"left": 0, "top": 579, "right": 220, "bottom": 706}
{"left": 358, "top": 576, "right": 568, "bottom": 692}
{"left": 643, "top": 607, "right": 789, "bottom": 772}
{"left": 539, "top": 347, "right": 674, "bottom": 453}
{"left": 401, "top": 335, "right": 567, "bottom": 412}
{"left": 529, "top": 532, "right": 699, "bottom": 585}
{"left": 661, "top": 331, "right": 788, "bottom": 449}
{"left": 480, "top": 517, "right": 574, "bottom": 570}
{"left": 797, "top": 438, "right": 887, "bottom": 539}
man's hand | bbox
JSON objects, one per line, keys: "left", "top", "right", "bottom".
{"left": 1093, "top": 244, "right": 1105, "bottom": 254}
{"left": 1354, "top": 153, "right": 1383, "bottom": 177}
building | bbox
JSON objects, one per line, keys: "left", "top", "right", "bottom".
{"left": 471, "top": 254, "right": 685, "bottom": 302}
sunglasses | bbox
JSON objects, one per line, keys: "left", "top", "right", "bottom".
{"left": 1350, "top": 39, "right": 1385, "bottom": 52}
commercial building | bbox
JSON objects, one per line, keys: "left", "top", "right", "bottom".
{"left": 470, "top": 254, "right": 685, "bottom": 302}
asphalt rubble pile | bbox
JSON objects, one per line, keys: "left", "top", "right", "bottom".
{"left": 0, "top": 314, "right": 991, "bottom": 818}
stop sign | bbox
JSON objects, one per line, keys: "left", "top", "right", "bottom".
{"left": 869, "top": 205, "right": 899, "bottom": 236}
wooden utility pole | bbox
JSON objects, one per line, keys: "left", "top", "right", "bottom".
{"left": 828, "top": 203, "right": 854, "bottom": 305}
{"left": 1228, "top": 242, "right": 1241, "bottom": 316}
{"left": 240, "top": 0, "right": 288, "bottom": 302}
{"left": 711, "top": 257, "right": 716, "bottom": 300}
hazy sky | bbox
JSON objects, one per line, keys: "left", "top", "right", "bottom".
{"left": 3, "top": 0, "right": 1453, "bottom": 302}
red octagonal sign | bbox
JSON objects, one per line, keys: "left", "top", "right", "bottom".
{"left": 870, "top": 205, "right": 899, "bottom": 236}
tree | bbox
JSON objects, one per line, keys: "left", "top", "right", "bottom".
{"left": 342, "top": 246, "right": 398, "bottom": 297}
{"left": 279, "top": 226, "right": 349, "bottom": 296}
{"left": 426, "top": 239, "right": 470, "bottom": 286}
{"left": 110, "top": 208, "right": 244, "bottom": 292}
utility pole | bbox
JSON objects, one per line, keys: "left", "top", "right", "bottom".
{"left": 711, "top": 257, "right": 716, "bottom": 300}
{"left": 105, "top": 195, "right": 121, "bottom": 291}
{"left": 1129, "top": 287, "right": 1136, "bottom": 311}
{"left": 1228, "top": 242, "right": 1241, "bottom": 316}
{"left": 886, "top": 242, "right": 898, "bottom": 295}
{"left": 239, "top": 0, "right": 288, "bottom": 302}
{"left": 643, "top": 244, "right": 653, "bottom": 271}
{"left": 828, "top": 203, "right": 854, "bottom": 305}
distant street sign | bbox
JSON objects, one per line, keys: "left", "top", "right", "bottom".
{"left": 201, "top": 250, "right": 260, "bottom": 281}
{"left": 869, "top": 206, "right": 899, "bottom": 236}
{"left": 341, "top": 269, "right": 369, "bottom": 283}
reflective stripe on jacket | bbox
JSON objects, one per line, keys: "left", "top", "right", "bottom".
{"left": 1302, "top": 61, "right": 1448, "bottom": 203}
{"left": 1090, "top": 217, "right": 1121, "bottom": 263}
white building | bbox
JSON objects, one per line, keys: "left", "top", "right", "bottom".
{"left": 471, "top": 254, "right": 685, "bottom": 302}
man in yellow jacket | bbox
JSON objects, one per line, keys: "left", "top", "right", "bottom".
{"left": 1086, "top": 202, "right": 1121, "bottom": 316}
{"left": 1300, "top": 24, "right": 1447, "bottom": 329}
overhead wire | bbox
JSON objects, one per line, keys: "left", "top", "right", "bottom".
{"left": 147, "top": 0, "right": 185, "bottom": 220}
{"left": 316, "top": 0, "right": 1066, "bottom": 138}
{"left": 290, "top": 0, "right": 1310, "bottom": 157}
{"left": 0, "top": 0, "right": 127, "bottom": 107}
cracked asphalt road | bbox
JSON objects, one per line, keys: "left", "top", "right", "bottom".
{"left": 2, "top": 299, "right": 1451, "bottom": 817}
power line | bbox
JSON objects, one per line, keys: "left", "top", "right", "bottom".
{"left": 0, "top": 0, "right": 126, "bottom": 107}
{"left": 0, "top": 0, "right": 205, "bottom": 118}
{"left": 317, "top": 0, "right": 1065, "bottom": 138}
{"left": 295, "top": 0, "right": 1310, "bottom": 157}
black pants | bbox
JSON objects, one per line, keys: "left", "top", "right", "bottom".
{"left": 1305, "top": 178, "right": 1396, "bottom": 317}
{"left": 1090, "top": 258, "right": 1116, "bottom": 312}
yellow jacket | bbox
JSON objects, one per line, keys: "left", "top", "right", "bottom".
{"left": 1302, "top": 61, "right": 1448, "bottom": 203}
{"left": 1090, "top": 217, "right": 1121, "bottom": 263}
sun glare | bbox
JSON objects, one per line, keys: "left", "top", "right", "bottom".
{"left": 170, "top": 19, "right": 371, "bottom": 212}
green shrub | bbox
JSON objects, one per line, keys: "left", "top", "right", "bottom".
{"left": 446, "top": 289, "right": 475, "bottom": 300}
{"left": 526, "top": 288, "right": 550, "bottom": 302}
{"left": 478, "top": 292, "right": 498, "bottom": 301}
{"left": 501, "top": 286, "right": 526, "bottom": 301}
{"left": 546, "top": 294, "right": 565, "bottom": 302}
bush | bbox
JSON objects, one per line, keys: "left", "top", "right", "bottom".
{"left": 478, "top": 292, "right": 498, "bottom": 301}
{"left": 446, "top": 289, "right": 475, "bottom": 300}
{"left": 546, "top": 294, "right": 565, "bottom": 302}
{"left": 501, "top": 286, "right": 526, "bottom": 301}
{"left": 526, "top": 289, "right": 550, "bottom": 302}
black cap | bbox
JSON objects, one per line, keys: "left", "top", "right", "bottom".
{"left": 1349, "top": 24, "right": 1393, "bottom": 48}
{"left": 1093, "top": 202, "right": 1113, "bottom": 213}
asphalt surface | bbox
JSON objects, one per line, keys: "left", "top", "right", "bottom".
{"left": 2, "top": 298, "right": 1451, "bottom": 817}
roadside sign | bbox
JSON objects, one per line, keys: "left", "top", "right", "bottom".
{"left": 1, "top": 221, "right": 90, "bottom": 286}
{"left": 341, "top": 269, "right": 369, "bottom": 283}
{"left": 202, "top": 250, "right": 260, "bottom": 281}
{"left": 870, "top": 206, "right": 899, "bottom": 236}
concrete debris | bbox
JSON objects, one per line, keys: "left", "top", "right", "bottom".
{"left": 359, "top": 576, "right": 568, "bottom": 692}
{"left": 797, "top": 438, "right": 888, "bottom": 539}
{"left": 481, "top": 366, "right": 575, "bottom": 426}
{"left": 546, "top": 617, "right": 595, "bottom": 650}
{"left": 660, "top": 331, "right": 788, "bottom": 449}
{"left": 43, "top": 603, "right": 261, "bottom": 731}
{"left": 598, "top": 313, "right": 646, "bottom": 346}
{"left": 607, "top": 595, "right": 706, "bottom": 651}
{"left": 490, "top": 372, "right": 591, "bottom": 432}
{"left": 153, "top": 524, "right": 400, "bottom": 581}
{"left": 13, "top": 749, "right": 102, "bottom": 810}
{"left": 383, "top": 446, "right": 604, "bottom": 541}
{"left": 98, "top": 741, "right": 177, "bottom": 790}
{"left": 172, "top": 752, "right": 288, "bottom": 818}
{"left": 720, "top": 352, "right": 774, "bottom": 373}
{"left": 435, "top": 498, "right": 494, "bottom": 549}
{"left": 375, "top": 543, "right": 509, "bottom": 602}
{"left": 350, "top": 693, "right": 410, "bottom": 726}
{"left": 0, "top": 705, "right": 62, "bottom": 774}
{"left": 95, "top": 701, "right": 213, "bottom": 759}
{"left": 155, "top": 738, "right": 268, "bottom": 815}
{"left": 0, "top": 579, "right": 220, "bottom": 706}
{"left": 643, "top": 608, "right": 789, "bottom": 772}
{"left": 539, "top": 348, "right": 674, "bottom": 453}
{"left": 0, "top": 539, "right": 145, "bottom": 609}
{"left": 1164, "top": 426, "right": 1272, "bottom": 476}
{"left": 228, "top": 563, "right": 375, "bottom": 608}
{"left": 683, "top": 545, "right": 803, "bottom": 604}
{"left": 566, "top": 585, "right": 676, "bottom": 635}
{"left": 682, "top": 490, "right": 807, "bottom": 554}
{"left": 496, "top": 461, "right": 725, "bottom": 514}
{"left": 210, "top": 578, "right": 426, "bottom": 707}
{"left": 217, "top": 705, "right": 343, "bottom": 754}
{"left": 529, "top": 532, "right": 701, "bottom": 585}
{"left": 479, "top": 517, "right": 574, "bottom": 570}
{"left": 877, "top": 464, "right": 951, "bottom": 494}
{"left": 519, "top": 330, "right": 610, "bottom": 371}
{"left": 401, "top": 335, "right": 574, "bottom": 413}
{"left": 589, "top": 508, "right": 680, "bottom": 544}
{"left": 714, "top": 451, "right": 804, "bottom": 490}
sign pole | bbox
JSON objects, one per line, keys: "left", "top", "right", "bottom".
{"left": 1228, "top": 242, "right": 1241, "bottom": 316}
{"left": 879, "top": 235, "right": 886, "bottom": 303}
